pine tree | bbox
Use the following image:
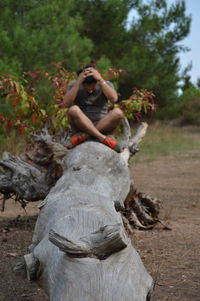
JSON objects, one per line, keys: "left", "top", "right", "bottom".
{"left": 119, "top": 0, "right": 191, "bottom": 109}
{"left": 0, "top": 0, "right": 93, "bottom": 75}
{"left": 76, "top": 0, "right": 191, "bottom": 111}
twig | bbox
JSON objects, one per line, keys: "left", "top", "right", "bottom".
{"left": 157, "top": 219, "right": 172, "bottom": 230}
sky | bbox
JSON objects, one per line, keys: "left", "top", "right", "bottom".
{"left": 178, "top": 0, "right": 200, "bottom": 84}
{"left": 128, "top": 0, "right": 200, "bottom": 85}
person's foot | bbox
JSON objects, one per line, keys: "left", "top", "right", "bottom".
{"left": 65, "top": 132, "right": 87, "bottom": 149}
{"left": 102, "top": 136, "right": 123, "bottom": 153}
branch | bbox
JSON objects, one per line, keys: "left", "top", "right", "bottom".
{"left": 49, "top": 223, "right": 129, "bottom": 260}
{"left": 119, "top": 120, "right": 148, "bottom": 164}
{"left": 129, "top": 122, "right": 148, "bottom": 154}
{"left": 121, "top": 182, "right": 162, "bottom": 230}
{"left": 0, "top": 131, "right": 65, "bottom": 208}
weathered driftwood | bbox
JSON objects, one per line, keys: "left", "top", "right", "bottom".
{"left": 2, "top": 119, "right": 160, "bottom": 300}
{"left": 0, "top": 121, "right": 159, "bottom": 229}
{"left": 0, "top": 131, "right": 64, "bottom": 208}
{"left": 25, "top": 140, "right": 153, "bottom": 301}
{"left": 123, "top": 181, "right": 161, "bottom": 230}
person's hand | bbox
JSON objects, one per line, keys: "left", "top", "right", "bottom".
{"left": 76, "top": 70, "right": 87, "bottom": 85}
{"left": 83, "top": 67, "right": 102, "bottom": 81}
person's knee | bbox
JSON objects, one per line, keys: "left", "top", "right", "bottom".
{"left": 112, "top": 108, "right": 124, "bottom": 120}
{"left": 68, "top": 105, "right": 81, "bottom": 118}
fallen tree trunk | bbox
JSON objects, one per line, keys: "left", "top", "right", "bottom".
{"left": 0, "top": 131, "right": 64, "bottom": 208}
{"left": 1, "top": 119, "right": 161, "bottom": 300}
{"left": 0, "top": 121, "right": 160, "bottom": 229}
{"left": 26, "top": 141, "right": 153, "bottom": 300}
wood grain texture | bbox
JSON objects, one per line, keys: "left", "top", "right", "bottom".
{"left": 27, "top": 142, "right": 153, "bottom": 300}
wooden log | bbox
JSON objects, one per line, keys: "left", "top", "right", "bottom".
{"left": 25, "top": 142, "right": 153, "bottom": 301}
{"left": 3, "top": 119, "right": 160, "bottom": 300}
{"left": 49, "top": 223, "right": 128, "bottom": 260}
{"left": 0, "top": 136, "right": 64, "bottom": 208}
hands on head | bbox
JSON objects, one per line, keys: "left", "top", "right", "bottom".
{"left": 77, "top": 67, "right": 102, "bottom": 84}
{"left": 58, "top": 66, "right": 104, "bottom": 108}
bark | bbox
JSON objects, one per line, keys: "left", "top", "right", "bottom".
{"left": 123, "top": 181, "right": 161, "bottom": 230}
{"left": 0, "top": 132, "right": 64, "bottom": 209}
{"left": 26, "top": 141, "right": 153, "bottom": 300}
{"left": 3, "top": 119, "right": 161, "bottom": 300}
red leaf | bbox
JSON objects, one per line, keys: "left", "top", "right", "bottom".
{"left": 18, "top": 123, "right": 26, "bottom": 134}
{"left": 17, "top": 109, "right": 24, "bottom": 116}
{"left": 12, "top": 97, "right": 20, "bottom": 107}
{"left": 32, "top": 112, "right": 39, "bottom": 124}
{"left": 6, "top": 120, "right": 13, "bottom": 130}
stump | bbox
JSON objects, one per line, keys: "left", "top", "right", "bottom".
{"left": 1, "top": 120, "right": 160, "bottom": 300}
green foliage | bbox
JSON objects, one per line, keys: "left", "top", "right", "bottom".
{"left": 118, "top": 0, "right": 190, "bottom": 107}
{"left": 0, "top": 0, "right": 93, "bottom": 75}
{"left": 197, "top": 78, "right": 200, "bottom": 89}
{"left": 0, "top": 63, "right": 76, "bottom": 134}
{"left": 0, "top": 64, "right": 156, "bottom": 134}
{"left": 156, "top": 102, "right": 181, "bottom": 120}
{"left": 75, "top": 0, "right": 130, "bottom": 60}
{"left": 180, "top": 87, "right": 200, "bottom": 125}
{"left": 0, "top": 0, "right": 192, "bottom": 119}
{"left": 73, "top": 0, "right": 191, "bottom": 116}
{"left": 114, "top": 88, "right": 156, "bottom": 121}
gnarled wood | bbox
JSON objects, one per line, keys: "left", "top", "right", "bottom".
{"left": 0, "top": 136, "right": 64, "bottom": 209}
{"left": 24, "top": 142, "right": 153, "bottom": 300}
{"left": 123, "top": 181, "right": 161, "bottom": 230}
{"left": 0, "top": 118, "right": 148, "bottom": 210}
{"left": 49, "top": 223, "right": 128, "bottom": 260}
{"left": 2, "top": 118, "right": 160, "bottom": 300}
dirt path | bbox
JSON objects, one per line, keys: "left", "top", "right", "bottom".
{"left": 131, "top": 151, "right": 200, "bottom": 301}
{"left": 0, "top": 149, "right": 200, "bottom": 300}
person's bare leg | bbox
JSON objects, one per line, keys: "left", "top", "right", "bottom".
{"left": 95, "top": 108, "right": 123, "bottom": 134}
{"left": 68, "top": 105, "right": 105, "bottom": 141}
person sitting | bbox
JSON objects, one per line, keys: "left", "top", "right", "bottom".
{"left": 61, "top": 64, "right": 124, "bottom": 152}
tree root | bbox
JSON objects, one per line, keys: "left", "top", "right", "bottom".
{"left": 0, "top": 133, "right": 64, "bottom": 210}
{"left": 121, "top": 181, "right": 163, "bottom": 231}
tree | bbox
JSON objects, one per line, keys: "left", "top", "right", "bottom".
{"left": 0, "top": 0, "right": 93, "bottom": 75}
{"left": 196, "top": 78, "right": 200, "bottom": 89}
{"left": 0, "top": 0, "right": 191, "bottom": 116}
{"left": 0, "top": 64, "right": 156, "bottom": 135}
{"left": 74, "top": 0, "right": 132, "bottom": 60}
{"left": 119, "top": 0, "right": 191, "bottom": 109}
{"left": 179, "top": 87, "right": 200, "bottom": 125}
{"left": 76, "top": 0, "right": 191, "bottom": 112}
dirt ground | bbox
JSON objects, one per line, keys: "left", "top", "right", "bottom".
{"left": 0, "top": 135, "right": 200, "bottom": 300}
{"left": 131, "top": 150, "right": 200, "bottom": 301}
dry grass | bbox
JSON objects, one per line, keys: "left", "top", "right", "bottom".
{"left": 130, "top": 121, "right": 200, "bottom": 163}
{"left": 0, "top": 131, "right": 29, "bottom": 158}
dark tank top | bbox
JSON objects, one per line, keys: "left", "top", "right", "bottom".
{"left": 67, "top": 80, "right": 114, "bottom": 121}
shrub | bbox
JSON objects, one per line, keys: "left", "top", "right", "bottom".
{"left": 0, "top": 63, "right": 157, "bottom": 135}
{"left": 180, "top": 88, "right": 200, "bottom": 125}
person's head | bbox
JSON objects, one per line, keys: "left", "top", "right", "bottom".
{"left": 77, "top": 64, "right": 98, "bottom": 93}
{"left": 77, "top": 64, "right": 97, "bottom": 84}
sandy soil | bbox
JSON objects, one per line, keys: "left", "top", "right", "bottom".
{"left": 0, "top": 141, "right": 200, "bottom": 300}
{"left": 131, "top": 151, "right": 200, "bottom": 301}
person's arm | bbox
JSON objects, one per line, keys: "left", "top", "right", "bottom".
{"left": 86, "top": 68, "right": 118, "bottom": 103}
{"left": 98, "top": 78, "right": 118, "bottom": 103}
{"left": 62, "top": 81, "right": 80, "bottom": 107}
{"left": 61, "top": 71, "right": 86, "bottom": 107}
